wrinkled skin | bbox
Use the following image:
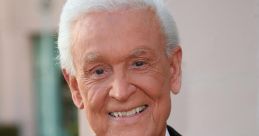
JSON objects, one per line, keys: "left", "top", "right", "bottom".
{"left": 63, "top": 7, "right": 182, "bottom": 136}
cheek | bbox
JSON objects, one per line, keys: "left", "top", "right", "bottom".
{"left": 79, "top": 79, "right": 110, "bottom": 110}
{"left": 130, "top": 70, "right": 172, "bottom": 129}
{"left": 130, "top": 68, "right": 171, "bottom": 99}
{"left": 78, "top": 80, "right": 111, "bottom": 133}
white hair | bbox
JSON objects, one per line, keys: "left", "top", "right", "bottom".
{"left": 58, "top": 0, "right": 179, "bottom": 75}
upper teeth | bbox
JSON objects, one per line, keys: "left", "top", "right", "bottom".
{"left": 109, "top": 105, "right": 147, "bottom": 118}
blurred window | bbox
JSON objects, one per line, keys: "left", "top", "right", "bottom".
{"left": 32, "top": 34, "right": 78, "bottom": 136}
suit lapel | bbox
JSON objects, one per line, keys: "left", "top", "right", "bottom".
{"left": 167, "top": 125, "right": 181, "bottom": 136}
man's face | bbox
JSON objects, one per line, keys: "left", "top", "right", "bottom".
{"left": 65, "top": 8, "right": 182, "bottom": 136}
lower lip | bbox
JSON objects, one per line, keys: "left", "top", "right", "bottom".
{"left": 108, "top": 106, "right": 149, "bottom": 125}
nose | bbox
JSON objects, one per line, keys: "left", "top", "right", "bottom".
{"left": 109, "top": 72, "right": 136, "bottom": 102}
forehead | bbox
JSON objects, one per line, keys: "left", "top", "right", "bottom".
{"left": 71, "top": 8, "right": 166, "bottom": 62}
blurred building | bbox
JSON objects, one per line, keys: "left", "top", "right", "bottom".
{"left": 0, "top": 0, "right": 79, "bottom": 136}
{"left": 0, "top": 0, "right": 258, "bottom": 136}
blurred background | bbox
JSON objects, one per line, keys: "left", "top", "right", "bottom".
{"left": 0, "top": 0, "right": 258, "bottom": 136}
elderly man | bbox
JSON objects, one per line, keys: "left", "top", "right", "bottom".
{"left": 58, "top": 0, "right": 182, "bottom": 136}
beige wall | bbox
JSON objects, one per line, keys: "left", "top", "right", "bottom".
{"left": 167, "top": 0, "right": 258, "bottom": 135}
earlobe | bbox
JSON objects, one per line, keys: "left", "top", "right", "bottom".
{"left": 170, "top": 73, "right": 181, "bottom": 94}
{"left": 62, "top": 69, "right": 84, "bottom": 109}
{"left": 169, "top": 46, "right": 182, "bottom": 95}
{"left": 72, "top": 92, "right": 84, "bottom": 109}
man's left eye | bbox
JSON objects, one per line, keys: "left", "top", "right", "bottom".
{"left": 134, "top": 61, "right": 144, "bottom": 66}
{"left": 132, "top": 60, "right": 146, "bottom": 68}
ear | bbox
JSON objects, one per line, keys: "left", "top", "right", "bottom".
{"left": 62, "top": 69, "right": 84, "bottom": 109}
{"left": 169, "top": 46, "right": 182, "bottom": 94}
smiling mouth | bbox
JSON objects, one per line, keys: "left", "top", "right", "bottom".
{"left": 108, "top": 105, "right": 148, "bottom": 118}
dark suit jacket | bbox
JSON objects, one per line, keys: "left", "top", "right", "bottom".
{"left": 167, "top": 125, "right": 181, "bottom": 136}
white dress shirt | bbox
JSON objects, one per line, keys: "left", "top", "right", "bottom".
{"left": 166, "top": 128, "right": 170, "bottom": 136}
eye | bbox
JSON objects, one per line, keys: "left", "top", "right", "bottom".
{"left": 95, "top": 68, "right": 104, "bottom": 75}
{"left": 88, "top": 65, "right": 111, "bottom": 79}
{"left": 131, "top": 60, "right": 148, "bottom": 70}
{"left": 133, "top": 61, "right": 145, "bottom": 67}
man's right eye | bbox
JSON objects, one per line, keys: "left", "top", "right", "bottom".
{"left": 88, "top": 65, "right": 111, "bottom": 79}
{"left": 94, "top": 68, "right": 104, "bottom": 75}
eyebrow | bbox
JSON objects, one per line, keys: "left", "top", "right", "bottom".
{"left": 128, "top": 48, "right": 154, "bottom": 58}
{"left": 82, "top": 52, "right": 103, "bottom": 64}
{"left": 81, "top": 47, "right": 154, "bottom": 66}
